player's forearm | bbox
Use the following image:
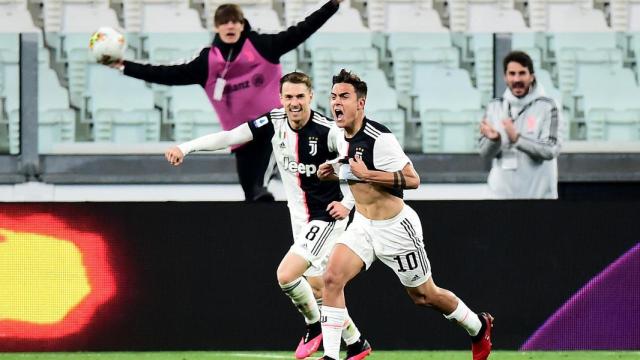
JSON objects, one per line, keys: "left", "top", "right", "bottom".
{"left": 359, "top": 167, "right": 419, "bottom": 189}
{"left": 178, "top": 124, "right": 253, "bottom": 154}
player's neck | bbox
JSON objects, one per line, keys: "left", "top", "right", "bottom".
{"left": 344, "top": 114, "right": 365, "bottom": 138}
{"left": 288, "top": 109, "right": 311, "bottom": 130}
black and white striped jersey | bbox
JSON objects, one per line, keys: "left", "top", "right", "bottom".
{"left": 248, "top": 108, "right": 343, "bottom": 228}
{"left": 332, "top": 118, "right": 411, "bottom": 199}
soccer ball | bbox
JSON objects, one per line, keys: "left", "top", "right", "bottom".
{"left": 89, "top": 27, "right": 126, "bottom": 63}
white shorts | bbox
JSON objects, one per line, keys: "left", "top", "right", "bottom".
{"left": 337, "top": 204, "right": 431, "bottom": 287}
{"left": 290, "top": 218, "right": 349, "bottom": 277}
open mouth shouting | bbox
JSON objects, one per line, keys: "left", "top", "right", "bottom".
{"left": 334, "top": 108, "right": 344, "bottom": 121}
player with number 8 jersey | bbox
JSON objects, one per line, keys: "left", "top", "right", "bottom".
{"left": 164, "top": 72, "right": 370, "bottom": 360}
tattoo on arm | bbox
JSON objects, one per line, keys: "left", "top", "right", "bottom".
{"left": 398, "top": 171, "right": 406, "bottom": 189}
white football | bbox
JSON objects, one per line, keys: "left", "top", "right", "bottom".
{"left": 89, "top": 27, "right": 126, "bottom": 63}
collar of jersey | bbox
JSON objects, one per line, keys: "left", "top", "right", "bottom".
{"left": 344, "top": 117, "right": 368, "bottom": 142}
{"left": 286, "top": 110, "right": 315, "bottom": 133}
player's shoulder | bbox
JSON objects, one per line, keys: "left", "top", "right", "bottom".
{"left": 310, "top": 111, "right": 335, "bottom": 129}
{"left": 363, "top": 118, "right": 392, "bottom": 140}
{"left": 269, "top": 107, "right": 286, "bottom": 118}
{"left": 267, "top": 107, "right": 287, "bottom": 126}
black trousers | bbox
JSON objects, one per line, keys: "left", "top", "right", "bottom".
{"left": 233, "top": 135, "right": 275, "bottom": 202}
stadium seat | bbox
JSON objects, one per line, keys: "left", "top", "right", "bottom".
{"left": 1, "top": 63, "right": 18, "bottom": 154}
{"left": 360, "top": 69, "right": 406, "bottom": 147}
{"left": 122, "top": 0, "right": 200, "bottom": 32}
{"left": 240, "top": 6, "right": 283, "bottom": 33}
{"left": 5, "top": 62, "right": 75, "bottom": 154}
{"left": 527, "top": 0, "right": 601, "bottom": 32}
{"left": 577, "top": 67, "right": 640, "bottom": 141}
{"left": 304, "top": 4, "right": 374, "bottom": 111}
{"left": 449, "top": 2, "right": 530, "bottom": 103}
{"left": 413, "top": 67, "right": 483, "bottom": 153}
{"left": 609, "top": 0, "right": 640, "bottom": 31}
{"left": 0, "top": 0, "right": 40, "bottom": 34}
{"left": 284, "top": 0, "right": 352, "bottom": 26}
{"left": 44, "top": 0, "right": 120, "bottom": 53}
{"left": 168, "top": 85, "right": 221, "bottom": 142}
{"left": 387, "top": 32, "right": 459, "bottom": 95}
{"left": 85, "top": 65, "right": 160, "bottom": 143}
{"left": 367, "top": 0, "right": 439, "bottom": 32}
{"left": 549, "top": 32, "right": 623, "bottom": 97}
{"left": 204, "top": 0, "right": 274, "bottom": 29}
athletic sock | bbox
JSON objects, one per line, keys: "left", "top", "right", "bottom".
{"left": 342, "top": 310, "right": 361, "bottom": 345}
{"left": 444, "top": 298, "right": 482, "bottom": 336}
{"left": 321, "top": 305, "right": 346, "bottom": 359}
{"left": 280, "top": 277, "right": 320, "bottom": 324}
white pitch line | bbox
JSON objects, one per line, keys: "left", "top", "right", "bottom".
{"left": 228, "top": 353, "right": 297, "bottom": 359}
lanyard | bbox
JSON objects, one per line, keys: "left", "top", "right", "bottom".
{"left": 220, "top": 48, "right": 234, "bottom": 79}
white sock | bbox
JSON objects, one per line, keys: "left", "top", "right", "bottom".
{"left": 321, "top": 305, "right": 346, "bottom": 359}
{"left": 280, "top": 277, "right": 320, "bottom": 324}
{"left": 342, "top": 310, "right": 361, "bottom": 345}
{"left": 444, "top": 298, "right": 482, "bottom": 336}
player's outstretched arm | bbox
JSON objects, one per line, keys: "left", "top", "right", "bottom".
{"left": 164, "top": 123, "right": 254, "bottom": 166}
{"left": 349, "top": 158, "right": 420, "bottom": 189}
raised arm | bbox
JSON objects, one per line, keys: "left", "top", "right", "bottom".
{"left": 122, "top": 47, "right": 209, "bottom": 87}
{"left": 251, "top": 0, "right": 342, "bottom": 62}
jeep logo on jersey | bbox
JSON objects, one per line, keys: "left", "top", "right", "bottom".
{"left": 283, "top": 157, "right": 317, "bottom": 177}
{"left": 309, "top": 137, "right": 318, "bottom": 156}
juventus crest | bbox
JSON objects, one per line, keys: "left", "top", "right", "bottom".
{"left": 355, "top": 147, "right": 364, "bottom": 160}
{"left": 308, "top": 137, "right": 318, "bottom": 156}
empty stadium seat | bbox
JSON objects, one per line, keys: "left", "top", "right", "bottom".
{"left": 168, "top": 85, "right": 221, "bottom": 142}
{"left": 85, "top": 65, "right": 160, "bottom": 143}
{"left": 412, "top": 67, "right": 483, "bottom": 153}
{"left": 609, "top": 0, "right": 640, "bottom": 31}
{"left": 387, "top": 32, "right": 459, "bottom": 95}
{"left": 577, "top": 67, "right": 640, "bottom": 141}
{"left": 204, "top": 0, "right": 274, "bottom": 29}
{"left": 367, "top": 0, "right": 440, "bottom": 32}
{"left": 304, "top": 3, "right": 374, "bottom": 111}
{"left": 5, "top": 62, "right": 75, "bottom": 154}
{"left": 360, "top": 69, "right": 406, "bottom": 147}
{"left": 550, "top": 32, "right": 623, "bottom": 98}
{"left": 527, "top": 0, "right": 601, "bottom": 32}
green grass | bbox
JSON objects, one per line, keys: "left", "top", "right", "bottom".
{"left": 1, "top": 351, "right": 639, "bottom": 360}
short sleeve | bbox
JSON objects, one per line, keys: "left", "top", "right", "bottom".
{"left": 373, "top": 133, "right": 411, "bottom": 172}
{"left": 327, "top": 125, "right": 342, "bottom": 153}
{"left": 247, "top": 112, "right": 275, "bottom": 141}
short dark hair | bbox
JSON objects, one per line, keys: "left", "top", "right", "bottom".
{"left": 280, "top": 71, "right": 312, "bottom": 93}
{"left": 214, "top": 4, "right": 244, "bottom": 27}
{"left": 503, "top": 50, "right": 534, "bottom": 74}
{"left": 332, "top": 69, "right": 367, "bottom": 99}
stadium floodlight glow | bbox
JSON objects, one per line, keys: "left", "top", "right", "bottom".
{"left": 0, "top": 213, "right": 116, "bottom": 339}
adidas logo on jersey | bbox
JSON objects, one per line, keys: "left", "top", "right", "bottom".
{"left": 283, "top": 157, "right": 317, "bottom": 177}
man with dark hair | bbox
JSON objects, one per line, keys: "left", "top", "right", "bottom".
{"left": 103, "top": 0, "right": 345, "bottom": 202}
{"left": 165, "top": 72, "right": 370, "bottom": 360}
{"left": 316, "top": 69, "right": 493, "bottom": 360}
{"left": 479, "top": 50, "right": 562, "bottom": 199}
